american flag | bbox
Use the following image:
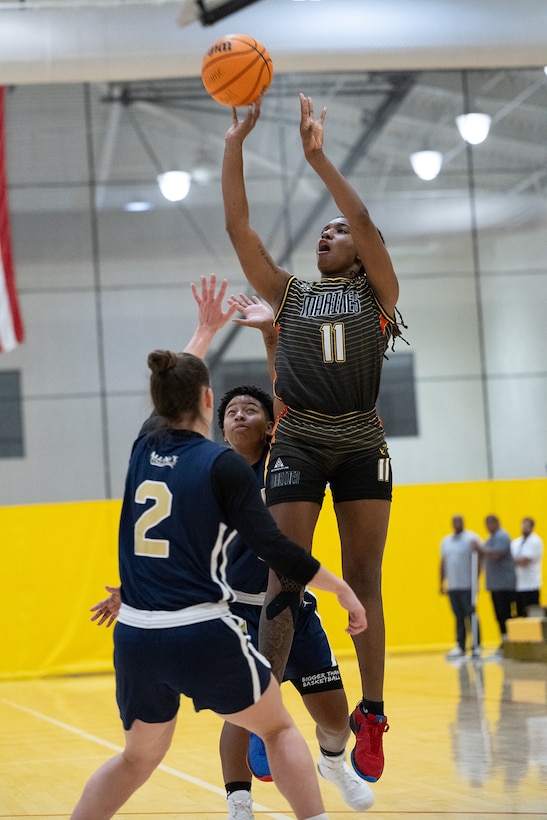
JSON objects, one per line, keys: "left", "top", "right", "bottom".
{"left": 0, "top": 86, "right": 24, "bottom": 353}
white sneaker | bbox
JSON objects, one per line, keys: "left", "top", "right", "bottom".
{"left": 318, "top": 752, "right": 375, "bottom": 811}
{"left": 227, "top": 789, "right": 254, "bottom": 820}
{"left": 446, "top": 646, "right": 465, "bottom": 660}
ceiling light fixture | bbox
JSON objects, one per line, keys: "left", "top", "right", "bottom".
{"left": 455, "top": 113, "right": 492, "bottom": 145}
{"left": 157, "top": 171, "right": 191, "bottom": 202}
{"left": 409, "top": 150, "right": 443, "bottom": 181}
{"left": 124, "top": 200, "right": 153, "bottom": 213}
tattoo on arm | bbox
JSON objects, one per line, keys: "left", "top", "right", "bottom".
{"left": 258, "top": 242, "right": 279, "bottom": 275}
{"left": 259, "top": 605, "right": 296, "bottom": 684}
{"left": 259, "top": 575, "right": 302, "bottom": 683}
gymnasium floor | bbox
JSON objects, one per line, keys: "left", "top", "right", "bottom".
{"left": 1, "top": 651, "right": 546, "bottom": 819}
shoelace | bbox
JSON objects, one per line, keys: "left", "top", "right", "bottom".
{"left": 369, "top": 720, "right": 389, "bottom": 752}
{"left": 230, "top": 798, "right": 253, "bottom": 818}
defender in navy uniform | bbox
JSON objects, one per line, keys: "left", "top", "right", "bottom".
{"left": 222, "top": 93, "right": 405, "bottom": 783}
{"left": 71, "top": 349, "right": 366, "bottom": 820}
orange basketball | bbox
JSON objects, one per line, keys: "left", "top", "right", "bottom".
{"left": 201, "top": 34, "right": 273, "bottom": 107}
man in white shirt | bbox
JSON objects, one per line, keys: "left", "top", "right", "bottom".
{"left": 510, "top": 517, "right": 544, "bottom": 617}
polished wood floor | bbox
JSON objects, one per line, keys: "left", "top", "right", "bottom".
{"left": 1, "top": 651, "right": 546, "bottom": 819}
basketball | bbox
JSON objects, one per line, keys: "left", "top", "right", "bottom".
{"left": 201, "top": 34, "right": 273, "bottom": 107}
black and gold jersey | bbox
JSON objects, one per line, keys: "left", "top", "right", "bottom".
{"left": 274, "top": 273, "right": 394, "bottom": 418}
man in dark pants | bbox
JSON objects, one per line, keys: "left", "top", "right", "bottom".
{"left": 440, "top": 515, "right": 481, "bottom": 660}
{"left": 474, "top": 515, "right": 516, "bottom": 656}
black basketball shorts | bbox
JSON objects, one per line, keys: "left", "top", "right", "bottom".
{"left": 266, "top": 440, "right": 392, "bottom": 506}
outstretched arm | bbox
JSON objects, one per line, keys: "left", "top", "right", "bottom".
{"left": 184, "top": 273, "right": 236, "bottom": 359}
{"left": 94, "top": 276, "right": 235, "bottom": 626}
{"left": 139, "top": 274, "right": 235, "bottom": 435}
{"left": 222, "top": 102, "right": 290, "bottom": 311}
{"left": 228, "top": 292, "right": 277, "bottom": 381}
{"left": 299, "top": 93, "right": 399, "bottom": 316}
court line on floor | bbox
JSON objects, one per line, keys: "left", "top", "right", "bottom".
{"left": 1, "top": 698, "right": 293, "bottom": 820}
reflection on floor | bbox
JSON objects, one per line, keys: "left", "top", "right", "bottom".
{"left": 1, "top": 651, "right": 546, "bottom": 819}
{"left": 450, "top": 654, "right": 547, "bottom": 791}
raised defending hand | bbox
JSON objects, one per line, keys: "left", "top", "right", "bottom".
{"left": 90, "top": 585, "right": 121, "bottom": 628}
{"left": 225, "top": 100, "right": 261, "bottom": 144}
{"left": 190, "top": 273, "right": 236, "bottom": 334}
{"left": 299, "top": 92, "right": 327, "bottom": 159}
{"left": 229, "top": 291, "right": 278, "bottom": 384}
{"left": 228, "top": 292, "right": 275, "bottom": 332}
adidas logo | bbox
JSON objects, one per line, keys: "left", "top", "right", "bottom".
{"left": 272, "top": 457, "right": 286, "bottom": 470}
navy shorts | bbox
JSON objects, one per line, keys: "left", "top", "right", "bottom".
{"left": 232, "top": 590, "right": 343, "bottom": 695}
{"left": 266, "top": 440, "right": 392, "bottom": 506}
{"left": 114, "top": 614, "right": 272, "bottom": 730}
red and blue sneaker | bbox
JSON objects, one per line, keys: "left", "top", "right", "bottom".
{"left": 349, "top": 704, "right": 389, "bottom": 782}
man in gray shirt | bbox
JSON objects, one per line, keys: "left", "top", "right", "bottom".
{"left": 475, "top": 515, "right": 516, "bottom": 655}
{"left": 440, "top": 515, "right": 481, "bottom": 659}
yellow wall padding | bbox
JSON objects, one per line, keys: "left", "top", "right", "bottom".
{"left": 313, "top": 477, "right": 547, "bottom": 657}
{"left": 1, "top": 479, "right": 545, "bottom": 679}
{"left": 2, "top": 500, "right": 121, "bottom": 680}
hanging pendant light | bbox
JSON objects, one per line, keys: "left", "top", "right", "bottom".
{"left": 157, "top": 171, "right": 191, "bottom": 202}
{"left": 409, "top": 150, "right": 443, "bottom": 181}
{"left": 455, "top": 113, "right": 492, "bottom": 145}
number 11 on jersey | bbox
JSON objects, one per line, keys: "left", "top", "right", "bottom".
{"left": 320, "top": 322, "right": 346, "bottom": 363}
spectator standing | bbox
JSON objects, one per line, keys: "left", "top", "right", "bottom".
{"left": 440, "top": 515, "right": 481, "bottom": 660}
{"left": 474, "top": 515, "right": 515, "bottom": 655}
{"left": 510, "top": 518, "right": 544, "bottom": 617}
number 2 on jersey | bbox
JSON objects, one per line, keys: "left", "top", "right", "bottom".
{"left": 134, "top": 480, "right": 173, "bottom": 557}
{"left": 320, "top": 321, "right": 346, "bottom": 363}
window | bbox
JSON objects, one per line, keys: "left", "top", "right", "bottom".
{"left": 377, "top": 353, "right": 418, "bottom": 437}
{"left": 0, "top": 370, "right": 24, "bottom": 457}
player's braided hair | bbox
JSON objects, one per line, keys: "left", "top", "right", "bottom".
{"left": 355, "top": 261, "right": 409, "bottom": 353}
{"left": 389, "top": 306, "right": 409, "bottom": 351}
{"left": 360, "top": 228, "right": 410, "bottom": 351}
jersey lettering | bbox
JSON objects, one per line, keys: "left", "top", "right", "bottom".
{"left": 301, "top": 290, "right": 360, "bottom": 317}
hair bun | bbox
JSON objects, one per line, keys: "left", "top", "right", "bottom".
{"left": 147, "top": 349, "right": 178, "bottom": 373}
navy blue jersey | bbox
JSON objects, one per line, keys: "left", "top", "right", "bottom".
{"left": 118, "top": 429, "right": 320, "bottom": 613}
{"left": 225, "top": 447, "right": 340, "bottom": 687}
{"left": 226, "top": 450, "right": 269, "bottom": 602}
